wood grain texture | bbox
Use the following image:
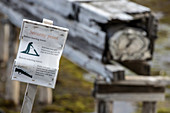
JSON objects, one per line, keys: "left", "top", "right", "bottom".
{"left": 0, "top": 0, "right": 158, "bottom": 80}
{"left": 96, "top": 93, "right": 165, "bottom": 102}
{"left": 0, "top": 0, "right": 126, "bottom": 81}
{"left": 109, "top": 27, "right": 151, "bottom": 61}
{"left": 21, "top": 84, "right": 37, "bottom": 113}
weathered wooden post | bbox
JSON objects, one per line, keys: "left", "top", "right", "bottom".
{"left": 142, "top": 102, "right": 157, "bottom": 113}
{"left": 96, "top": 99, "right": 113, "bottom": 113}
{"left": 0, "top": 14, "right": 9, "bottom": 65}
{"left": 38, "top": 87, "right": 52, "bottom": 104}
{"left": 0, "top": 14, "right": 20, "bottom": 105}
{"left": 10, "top": 18, "right": 68, "bottom": 113}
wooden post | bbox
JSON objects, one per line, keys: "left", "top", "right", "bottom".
{"left": 0, "top": 15, "right": 9, "bottom": 64}
{"left": 142, "top": 102, "right": 157, "bottom": 113}
{"left": 96, "top": 99, "right": 113, "bottom": 113}
{"left": 4, "top": 21, "right": 20, "bottom": 105}
{"left": 38, "top": 87, "right": 52, "bottom": 104}
{"left": 21, "top": 84, "right": 37, "bottom": 113}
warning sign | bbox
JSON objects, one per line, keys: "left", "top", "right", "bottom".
{"left": 11, "top": 19, "right": 69, "bottom": 88}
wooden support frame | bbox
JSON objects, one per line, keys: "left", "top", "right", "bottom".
{"left": 94, "top": 76, "right": 170, "bottom": 113}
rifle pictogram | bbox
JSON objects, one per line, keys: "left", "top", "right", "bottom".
{"left": 15, "top": 68, "right": 33, "bottom": 78}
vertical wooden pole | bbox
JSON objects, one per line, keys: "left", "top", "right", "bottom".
{"left": 142, "top": 102, "right": 157, "bottom": 113}
{"left": 38, "top": 19, "right": 53, "bottom": 105}
{"left": 21, "top": 84, "right": 38, "bottom": 113}
{"left": 4, "top": 21, "right": 20, "bottom": 105}
{"left": 96, "top": 99, "right": 113, "bottom": 113}
{"left": 38, "top": 87, "right": 52, "bottom": 104}
{"left": 0, "top": 14, "right": 9, "bottom": 68}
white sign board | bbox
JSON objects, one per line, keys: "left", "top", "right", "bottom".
{"left": 11, "top": 19, "right": 69, "bottom": 88}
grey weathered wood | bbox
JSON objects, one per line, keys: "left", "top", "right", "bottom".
{"left": 96, "top": 100, "right": 113, "bottom": 113}
{"left": 0, "top": 0, "right": 158, "bottom": 80}
{"left": 97, "top": 75, "right": 170, "bottom": 87}
{"left": 109, "top": 27, "right": 151, "bottom": 61}
{"left": 96, "top": 93, "right": 164, "bottom": 102}
{"left": 64, "top": 44, "right": 124, "bottom": 82}
{"left": 0, "top": 15, "right": 9, "bottom": 64}
{"left": 142, "top": 102, "right": 157, "bottom": 113}
{"left": 5, "top": 58, "right": 20, "bottom": 105}
{"left": 21, "top": 84, "right": 37, "bottom": 113}
{"left": 0, "top": 0, "right": 106, "bottom": 60}
{"left": 38, "top": 87, "right": 52, "bottom": 104}
{"left": 5, "top": 22, "right": 20, "bottom": 105}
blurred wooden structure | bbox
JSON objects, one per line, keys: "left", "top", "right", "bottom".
{"left": 0, "top": 0, "right": 158, "bottom": 80}
{"left": 0, "top": 14, "right": 20, "bottom": 105}
{"left": 0, "top": 0, "right": 161, "bottom": 112}
{"left": 94, "top": 76, "right": 170, "bottom": 113}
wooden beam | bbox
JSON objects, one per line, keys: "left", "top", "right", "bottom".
{"left": 97, "top": 75, "right": 170, "bottom": 86}
{"left": 109, "top": 27, "right": 151, "bottom": 61}
{"left": 119, "top": 61, "right": 150, "bottom": 75}
{"left": 96, "top": 85, "right": 164, "bottom": 94}
{"left": 96, "top": 93, "right": 165, "bottom": 102}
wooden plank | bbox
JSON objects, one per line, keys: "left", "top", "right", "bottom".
{"left": 20, "top": 84, "right": 37, "bottom": 113}
{"left": 142, "top": 102, "right": 157, "bottom": 113}
{"left": 96, "top": 93, "right": 165, "bottom": 102}
{"left": 96, "top": 85, "right": 165, "bottom": 94}
{"left": 8, "top": 0, "right": 106, "bottom": 60}
{"left": 64, "top": 44, "right": 124, "bottom": 82}
{"left": 97, "top": 76, "right": 170, "bottom": 86}
{"left": 119, "top": 61, "right": 150, "bottom": 75}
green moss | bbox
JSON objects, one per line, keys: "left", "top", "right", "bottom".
{"left": 45, "top": 57, "right": 95, "bottom": 113}
{"left": 158, "top": 108, "right": 170, "bottom": 113}
{"left": 158, "top": 30, "right": 168, "bottom": 39}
